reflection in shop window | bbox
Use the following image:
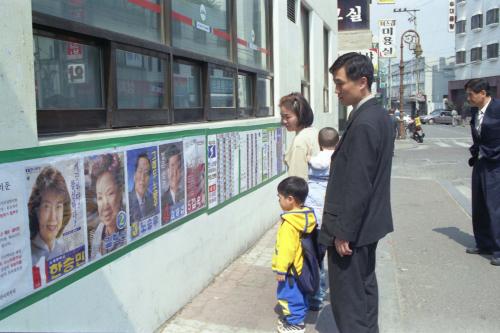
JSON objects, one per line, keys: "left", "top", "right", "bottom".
{"left": 32, "top": 0, "right": 163, "bottom": 42}
{"left": 172, "top": 0, "right": 230, "bottom": 60}
{"left": 256, "top": 77, "right": 273, "bottom": 117}
{"left": 116, "top": 50, "right": 165, "bottom": 109}
{"left": 237, "top": 0, "right": 269, "bottom": 70}
{"left": 173, "top": 61, "right": 202, "bottom": 109}
{"left": 238, "top": 74, "right": 253, "bottom": 108}
{"left": 210, "top": 68, "right": 235, "bottom": 108}
{"left": 33, "top": 35, "right": 103, "bottom": 109}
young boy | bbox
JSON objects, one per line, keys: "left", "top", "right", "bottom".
{"left": 273, "top": 176, "right": 317, "bottom": 333}
{"left": 306, "top": 127, "right": 339, "bottom": 311}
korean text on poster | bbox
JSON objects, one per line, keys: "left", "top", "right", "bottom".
{"left": 159, "top": 141, "right": 186, "bottom": 224}
{"left": 127, "top": 146, "right": 161, "bottom": 239}
{"left": 25, "top": 159, "right": 87, "bottom": 287}
{"left": 379, "top": 19, "right": 396, "bottom": 58}
{"left": 184, "top": 136, "right": 206, "bottom": 214}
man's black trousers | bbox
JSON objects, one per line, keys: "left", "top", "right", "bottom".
{"left": 471, "top": 158, "right": 500, "bottom": 258}
{"left": 327, "top": 242, "right": 379, "bottom": 333}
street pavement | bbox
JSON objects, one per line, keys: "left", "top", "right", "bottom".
{"left": 158, "top": 125, "right": 500, "bottom": 333}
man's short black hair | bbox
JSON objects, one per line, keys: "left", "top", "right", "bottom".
{"left": 277, "top": 176, "right": 308, "bottom": 204}
{"left": 464, "top": 78, "right": 491, "bottom": 96}
{"left": 135, "top": 153, "right": 151, "bottom": 174}
{"left": 318, "top": 127, "right": 339, "bottom": 149}
{"left": 329, "top": 52, "right": 374, "bottom": 91}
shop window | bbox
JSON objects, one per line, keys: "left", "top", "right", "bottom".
{"left": 173, "top": 59, "right": 204, "bottom": 122}
{"left": 34, "top": 32, "right": 105, "bottom": 133}
{"left": 487, "top": 43, "right": 499, "bottom": 59}
{"left": 471, "top": 14, "right": 483, "bottom": 30}
{"left": 256, "top": 77, "right": 273, "bottom": 117}
{"left": 171, "top": 0, "right": 230, "bottom": 60}
{"left": 236, "top": 0, "right": 270, "bottom": 70}
{"left": 238, "top": 73, "right": 254, "bottom": 118}
{"left": 116, "top": 50, "right": 165, "bottom": 109}
{"left": 208, "top": 66, "right": 236, "bottom": 120}
{"left": 32, "top": 0, "right": 163, "bottom": 43}
{"left": 470, "top": 47, "right": 482, "bottom": 62}
{"left": 486, "top": 8, "right": 499, "bottom": 25}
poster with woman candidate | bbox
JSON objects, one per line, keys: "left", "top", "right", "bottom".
{"left": 126, "top": 147, "right": 160, "bottom": 240}
{"left": 25, "top": 158, "right": 87, "bottom": 288}
{"left": 184, "top": 136, "right": 206, "bottom": 214}
{"left": 0, "top": 166, "right": 33, "bottom": 308}
{"left": 84, "top": 152, "right": 127, "bottom": 261}
{"left": 159, "top": 141, "right": 185, "bottom": 224}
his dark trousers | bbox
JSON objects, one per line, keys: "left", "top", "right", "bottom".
{"left": 328, "top": 242, "right": 379, "bottom": 333}
{"left": 471, "top": 158, "right": 500, "bottom": 258}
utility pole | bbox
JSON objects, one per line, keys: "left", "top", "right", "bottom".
{"left": 394, "top": 8, "right": 421, "bottom": 116}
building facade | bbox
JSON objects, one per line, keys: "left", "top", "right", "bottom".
{"left": 449, "top": 0, "right": 500, "bottom": 111}
{"left": 0, "top": 1, "right": 337, "bottom": 331}
{"left": 389, "top": 56, "right": 455, "bottom": 115}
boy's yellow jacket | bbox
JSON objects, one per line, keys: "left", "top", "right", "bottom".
{"left": 272, "top": 207, "right": 317, "bottom": 275}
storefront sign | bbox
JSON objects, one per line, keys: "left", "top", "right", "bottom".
{"left": 449, "top": 1, "right": 456, "bottom": 32}
{"left": 379, "top": 19, "right": 397, "bottom": 58}
{"left": 338, "top": 0, "right": 370, "bottom": 30}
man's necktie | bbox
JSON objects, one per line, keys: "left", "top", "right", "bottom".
{"left": 476, "top": 111, "right": 484, "bottom": 134}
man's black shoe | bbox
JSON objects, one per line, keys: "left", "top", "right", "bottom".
{"left": 465, "top": 247, "right": 491, "bottom": 255}
{"left": 491, "top": 257, "right": 500, "bottom": 266}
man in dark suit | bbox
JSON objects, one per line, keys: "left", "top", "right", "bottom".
{"left": 129, "top": 153, "right": 155, "bottom": 223}
{"left": 319, "top": 53, "right": 394, "bottom": 333}
{"left": 465, "top": 78, "right": 500, "bottom": 266}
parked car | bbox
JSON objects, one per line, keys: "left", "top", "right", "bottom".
{"left": 421, "top": 109, "right": 453, "bottom": 125}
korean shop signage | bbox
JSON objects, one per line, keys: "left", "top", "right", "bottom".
{"left": 338, "top": 0, "right": 370, "bottom": 31}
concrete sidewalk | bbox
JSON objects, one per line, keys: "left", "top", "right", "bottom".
{"left": 157, "top": 169, "right": 497, "bottom": 332}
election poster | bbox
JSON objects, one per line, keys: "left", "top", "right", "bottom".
{"left": 239, "top": 132, "right": 248, "bottom": 193}
{"left": 184, "top": 136, "right": 206, "bottom": 214}
{"left": 207, "top": 135, "right": 218, "bottom": 209}
{"left": 84, "top": 152, "right": 127, "bottom": 261}
{"left": 0, "top": 166, "right": 33, "bottom": 308}
{"left": 159, "top": 141, "right": 186, "bottom": 224}
{"left": 126, "top": 146, "right": 160, "bottom": 239}
{"left": 262, "top": 130, "right": 270, "bottom": 181}
{"left": 25, "top": 158, "right": 87, "bottom": 287}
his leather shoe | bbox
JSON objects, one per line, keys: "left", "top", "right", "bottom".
{"left": 491, "top": 257, "right": 500, "bottom": 266}
{"left": 465, "top": 247, "right": 491, "bottom": 255}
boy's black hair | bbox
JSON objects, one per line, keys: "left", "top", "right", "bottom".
{"left": 464, "top": 78, "right": 491, "bottom": 96}
{"left": 329, "top": 52, "right": 374, "bottom": 91}
{"left": 277, "top": 176, "right": 308, "bottom": 204}
{"left": 318, "top": 127, "right": 339, "bottom": 149}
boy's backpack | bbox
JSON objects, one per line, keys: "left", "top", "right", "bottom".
{"left": 288, "top": 225, "right": 322, "bottom": 295}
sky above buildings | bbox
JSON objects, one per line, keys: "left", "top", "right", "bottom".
{"left": 370, "top": 0, "right": 455, "bottom": 61}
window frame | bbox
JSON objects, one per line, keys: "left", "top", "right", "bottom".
{"left": 323, "top": 27, "right": 330, "bottom": 113}
{"left": 470, "top": 46, "right": 483, "bottom": 62}
{"left": 237, "top": 71, "right": 256, "bottom": 118}
{"left": 207, "top": 63, "right": 237, "bottom": 121}
{"left": 172, "top": 57, "right": 205, "bottom": 123}
{"left": 487, "top": 43, "right": 499, "bottom": 59}
{"left": 456, "top": 50, "right": 466, "bottom": 64}
{"left": 111, "top": 43, "right": 170, "bottom": 128}
{"left": 471, "top": 13, "right": 483, "bottom": 30}
{"left": 456, "top": 20, "right": 466, "bottom": 34}
{"left": 32, "top": 1, "right": 275, "bottom": 136}
{"left": 486, "top": 8, "right": 499, "bottom": 26}
{"left": 255, "top": 75, "right": 273, "bottom": 117}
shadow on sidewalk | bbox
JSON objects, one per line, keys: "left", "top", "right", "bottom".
{"left": 433, "top": 226, "right": 474, "bottom": 249}
{"left": 306, "top": 304, "right": 339, "bottom": 333}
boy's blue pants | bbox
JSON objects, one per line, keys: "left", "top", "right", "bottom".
{"left": 277, "top": 275, "right": 308, "bottom": 325}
